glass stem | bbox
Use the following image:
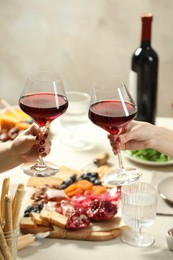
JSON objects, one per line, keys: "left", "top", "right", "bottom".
{"left": 34, "top": 126, "right": 47, "bottom": 170}
{"left": 37, "top": 155, "right": 46, "bottom": 166}
{"left": 138, "top": 228, "right": 142, "bottom": 238}
{"left": 117, "top": 150, "right": 127, "bottom": 175}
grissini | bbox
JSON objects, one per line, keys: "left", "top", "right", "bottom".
{"left": 12, "top": 183, "right": 25, "bottom": 230}
{"left": 0, "top": 249, "right": 5, "bottom": 259}
{"left": 1, "top": 177, "right": 10, "bottom": 224}
{"left": 4, "top": 195, "right": 13, "bottom": 232}
{"left": 0, "top": 224, "right": 12, "bottom": 260}
{"left": 0, "top": 197, "right": 1, "bottom": 225}
{"left": 4, "top": 195, "right": 13, "bottom": 254}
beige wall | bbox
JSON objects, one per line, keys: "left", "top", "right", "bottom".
{"left": 0, "top": 0, "right": 173, "bottom": 117}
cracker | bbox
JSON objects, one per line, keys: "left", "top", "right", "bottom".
{"left": 30, "top": 212, "right": 50, "bottom": 227}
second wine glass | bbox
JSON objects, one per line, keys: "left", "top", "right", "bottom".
{"left": 19, "top": 70, "right": 68, "bottom": 177}
{"left": 88, "top": 78, "right": 141, "bottom": 186}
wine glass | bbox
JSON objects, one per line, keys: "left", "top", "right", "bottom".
{"left": 88, "top": 77, "right": 141, "bottom": 186}
{"left": 19, "top": 70, "right": 68, "bottom": 177}
{"left": 121, "top": 182, "right": 158, "bottom": 247}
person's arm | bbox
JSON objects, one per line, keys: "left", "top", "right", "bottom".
{"left": 0, "top": 124, "right": 50, "bottom": 173}
{"left": 108, "top": 121, "right": 173, "bottom": 158}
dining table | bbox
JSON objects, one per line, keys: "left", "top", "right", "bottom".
{"left": 0, "top": 116, "right": 173, "bottom": 260}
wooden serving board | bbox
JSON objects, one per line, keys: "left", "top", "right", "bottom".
{"left": 20, "top": 165, "right": 126, "bottom": 241}
{"left": 20, "top": 215, "right": 127, "bottom": 241}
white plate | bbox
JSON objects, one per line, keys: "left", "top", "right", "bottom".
{"left": 158, "top": 177, "right": 173, "bottom": 204}
{"left": 124, "top": 151, "right": 173, "bottom": 166}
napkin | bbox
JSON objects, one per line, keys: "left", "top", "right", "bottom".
{"left": 151, "top": 171, "right": 173, "bottom": 216}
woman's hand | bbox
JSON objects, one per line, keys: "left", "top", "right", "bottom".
{"left": 11, "top": 123, "right": 51, "bottom": 164}
{"left": 108, "top": 121, "right": 156, "bottom": 155}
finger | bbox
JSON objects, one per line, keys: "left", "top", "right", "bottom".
{"left": 26, "top": 123, "right": 40, "bottom": 136}
{"left": 40, "top": 141, "right": 51, "bottom": 155}
{"left": 107, "top": 134, "right": 119, "bottom": 141}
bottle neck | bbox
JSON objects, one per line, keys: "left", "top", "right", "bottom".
{"left": 140, "top": 14, "right": 152, "bottom": 47}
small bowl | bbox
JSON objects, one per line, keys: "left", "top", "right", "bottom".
{"left": 166, "top": 227, "right": 173, "bottom": 251}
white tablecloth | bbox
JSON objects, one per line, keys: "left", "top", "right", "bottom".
{"left": 1, "top": 117, "right": 173, "bottom": 259}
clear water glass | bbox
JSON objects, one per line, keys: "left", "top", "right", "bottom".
{"left": 60, "top": 91, "right": 91, "bottom": 149}
{"left": 121, "top": 182, "right": 158, "bottom": 247}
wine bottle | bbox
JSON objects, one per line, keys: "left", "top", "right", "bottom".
{"left": 129, "top": 13, "right": 159, "bottom": 124}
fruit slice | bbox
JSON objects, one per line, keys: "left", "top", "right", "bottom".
{"left": 87, "top": 200, "right": 118, "bottom": 221}
{"left": 77, "top": 180, "right": 93, "bottom": 191}
{"left": 91, "top": 185, "right": 107, "bottom": 195}
{"left": 65, "top": 210, "right": 90, "bottom": 230}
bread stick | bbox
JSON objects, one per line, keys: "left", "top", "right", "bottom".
{"left": 4, "top": 195, "right": 13, "bottom": 232}
{"left": 12, "top": 184, "right": 24, "bottom": 210}
{"left": 0, "top": 197, "right": 2, "bottom": 225}
{"left": 3, "top": 195, "right": 14, "bottom": 255}
{"left": 1, "top": 177, "right": 10, "bottom": 225}
{"left": 0, "top": 225, "right": 12, "bottom": 260}
{"left": 0, "top": 249, "right": 5, "bottom": 259}
{"left": 12, "top": 184, "right": 24, "bottom": 230}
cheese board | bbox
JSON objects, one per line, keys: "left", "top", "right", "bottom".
{"left": 20, "top": 165, "right": 126, "bottom": 241}
{"left": 20, "top": 215, "right": 127, "bottom": 241}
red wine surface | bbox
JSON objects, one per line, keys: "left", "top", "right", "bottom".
{"left": 19, "top": 92, "right": 68, "bottom": 126}
{"left": 89, "top": 100, "right": 137, "bottom": 134}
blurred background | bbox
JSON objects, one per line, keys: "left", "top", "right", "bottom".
{"left": 0, "top": 0, "right": 173, "bottom": 117}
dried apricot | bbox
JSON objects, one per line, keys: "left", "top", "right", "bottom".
{"left": 64, "top": 183, "right": 78, "bottom": 193}
{"left": 77, "top": 179, "right": 93, "bottom": 190}
{"left": 91, "top": 185, "right": 107, "bottom": 195}
{"left": 66, "top": 187, "right": 84, "bottom": 198}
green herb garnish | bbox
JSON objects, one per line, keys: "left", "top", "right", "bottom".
{"left": 129, "top": 148, "right": 172, "bottom": 162}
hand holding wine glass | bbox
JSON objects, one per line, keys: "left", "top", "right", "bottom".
{"left": 88, "top": 78, "right": 141, "bottom": 186}
{"left": 19, "top": 70, "right": 68, "bottom": 177}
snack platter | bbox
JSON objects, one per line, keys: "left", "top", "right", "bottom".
{"left": 0, "top": 106, "right": 126, "bottom": 242}
{"left": 20, "top": 165, "right": 126, "bottom": 241}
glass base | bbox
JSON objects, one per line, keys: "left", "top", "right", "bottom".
{"left": 103, "top": 167, "right": 141, "bottom": 186}
{"left": 21, "top": 161, "right": 59, "bottom": 177}
{"left": 121, "top": 230, "right": 155, "bottom": 248}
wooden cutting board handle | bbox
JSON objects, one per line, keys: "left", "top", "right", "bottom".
{"left": 48, "top": 226, "right": 128, "bottom": 241}
{"left": 18, "top": 234, "right": 35, "bottom": 250}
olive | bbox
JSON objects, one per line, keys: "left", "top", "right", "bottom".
{"left": 24, "top": 205, "right": 34, "bottom": 213}
{"left": 70, "top": 174, "right": 77, "bottom": 182}
{"left": 94, "top": 179, "right": 102, "bottom": 185}
{"left": 89, "top": 177, "right": 96, "bottom": 183}
{"left": 38, "top": 203, "right": 44, "bottom": 211}
{"left": 65, "top": 178, "right": 73, "bottom": 186}
{"left": 86, "top": 172, "right": 92, "bottom": 176}
{"left": 90, "top": 172, "right": 99, "bottom": 178}
{"left": 59, "top": 183, "right": 67, "bottom": 190}
{"left": 80, "top": 173, "right": 88, "bottom": 179}
{"left": 24, "top": 212, "right": 30, "bottom": 217}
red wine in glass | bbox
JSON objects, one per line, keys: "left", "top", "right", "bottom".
{"left": 88, "top": 78, "right": 141, "bottom": 186}
{"left": 18, "top": 70, "right": 68, "bottom": 177}
{"left": 89, "top": 100, "right": 137, "bottom": 135}
{"left": 19, "top": 93, "right": 68, "bottom": 127}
